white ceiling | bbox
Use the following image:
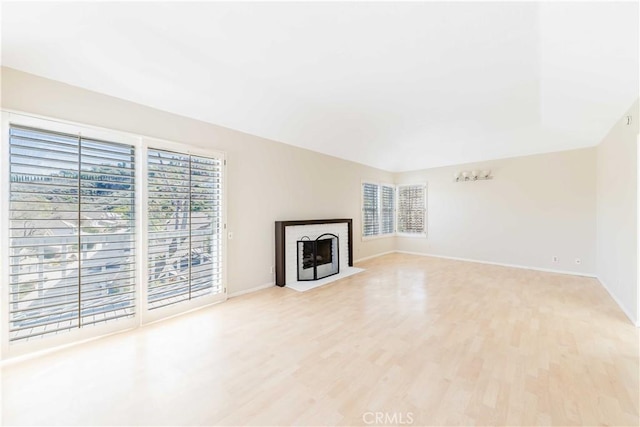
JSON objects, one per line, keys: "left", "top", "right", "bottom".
{"left": 2, "top": 1, "right": 638, "bottom": 172}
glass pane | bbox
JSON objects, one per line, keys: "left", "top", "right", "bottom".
{"left": 362, "top": 183, "right": 380, "bottom": 236}
{"left": 381, "top": 185, "right": 395, "bottom": 234}
{"left": 398, "top": 185, "right": 426, "bottom": 234}
{"left": 8, "top": 126, "right": 81, "bottom": 342}
{"left": 79, "top": 138, "right": 136, "bottom": 327}
{"left": 147, "top": 150, "right": 223, "bottom": 310}
{"left": 8, "top": 126, "right": 136, "bottom": 342}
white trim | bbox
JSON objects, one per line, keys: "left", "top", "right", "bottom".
{"left": 396, "top": 232, "right": 428, "bottom": 239}
{"left": 360, "top": 179, "right": 395, "bottom": 189}
{"left": 0, "top": 324, "right": 136, "bottom": 366}
{"left": 222, "top": 151, "right": 229, "bottom": 302}
{"left": 361, "top": 180, "right": 396, "bottom": 239}
{"left": 351, "top": 248, "right": 605, "bottom": 287}
{"left": 142, "top": 136, "right": 226, "bottom": 160}
{"left": 361, "top": 181, "right": 429, "bottom": 240}
{"left": 286, "top": 267, "right": 364, "bottom": 292}
{"left": 137, "top": 143, "right": 149, "bottom": 324}
{"left": 354, "top": 251, "right": 396, "bottom": 264}
{"left": 1, "top": 112, "right": 141, "bottom": 359}
{"left": 393, "top": 251, "right": 640, "bottom": 325}
{"left": 3, "top": 111, "right": 139, "bottom": 146}
{"left": 228, "top": 282, "right": 274, "bottom": 298}
{"left": 1, "top": 108, "right": 4, "bottom": 427}
{"left": 637, "top": 133, "right": 639, "bottom": 328}
{"left": 394, "top": 250, "right": 598, "bottom": 278}
{"left": 1, "top": 113, "right": 11, "bottom": 359}
{"left": 598, "top": 277, "right": 639, "bottom": 327}
{"left": 1, "top": 296, "right": 228, "bottom": 365}
{"left": 3, "top": 316, "right": 139, "bottom": 361}
{"left": 0, "top": 110, "right": 229, "bottom": 360}
{"left": 142, "top": 298, "right": 225, "bottom": 327}
{"left": 140, "top": 140, "right": 227, "bottom": 325}
{"left": 142, "top": 292, "right": 226, "bottom": 325}
{"left": 361, "top": 233, "right": 394, "bottom": 242}
{"left": 396, "top": 182, "right": 428, "bottom": 236}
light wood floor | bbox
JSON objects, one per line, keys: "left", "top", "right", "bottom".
{"left": 1, "top": 253, "right": 638, "bottom": 426}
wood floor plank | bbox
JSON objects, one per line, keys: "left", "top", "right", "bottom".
{"left": 1, "top": 253, "right": 638, "bottom": 426}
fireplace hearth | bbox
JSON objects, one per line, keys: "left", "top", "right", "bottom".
{"left": 297, "top": 233, "right": 339, "bottom": 281}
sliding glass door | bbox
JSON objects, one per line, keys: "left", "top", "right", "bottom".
{"left": 1, "top": 113, "right": 226, "bottom": 359}
{"left": 7, "top": 125, "right": 136, "bottom": 344}
{"left": 146, "top": 149, "right": 224, "bottom": 313}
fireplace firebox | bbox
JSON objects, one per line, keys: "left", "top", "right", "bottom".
{"left": 274, "top": 219, "right": 352, "bottom": 287}
{"left": 297, "top": 233, "right": 339, "bottom": 281}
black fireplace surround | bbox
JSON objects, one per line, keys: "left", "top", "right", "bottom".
{"left": 274, "top": 219, "right": 353, "bottom": 287}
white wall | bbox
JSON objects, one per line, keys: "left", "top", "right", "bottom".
{"left": 0, "top": 67, "right": 395, "bottom": 295}
{"left": 3, "top": 67, "right": 638, "bottom": 326}
{"left": 596, "top": 99, "right": 639, "bottom": 325}
{"left": 395, "top": 148, "right": 598, "bottom": 275}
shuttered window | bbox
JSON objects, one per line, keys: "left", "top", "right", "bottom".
{"left": 362, "top": 182, "right": 395, "bottom": 237}
{"left": 147, "top": 149, "right": 223, "bottom": 310}
{"left": 8, "top": 125, "right": 136, "bottom": 343}
{"left": 397, "top": 184, "right": 426, "bottom": 234}
{"left": 381, "top": 185, "right": 395, "bottom": 234}
{"left": 362, "top": 183, "right": 380, "bottom": 237}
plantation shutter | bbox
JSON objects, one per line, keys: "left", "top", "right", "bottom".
{"left": 8, "top": 125, "right": 136, "bottom": 343}
{"left": 397, "top": 184, "right": 426, "bottom": 234}
{"left": 362, "top": 183, "right": 379, "bottom": 236}
{"left": 381, "top": 185, "right": 395, "bottom": 234}
{"left": 147, "top": 149, "right": 223, "bottom": 310}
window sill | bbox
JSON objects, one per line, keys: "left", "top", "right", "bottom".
{"left": 362, "top": 232, "right": 427, "bottom": 241}
{"left": 361, "top": 233, "right": 395, "bottom": 242}
{"left": 396, "top": 232, "right": 427, "bottom": 239}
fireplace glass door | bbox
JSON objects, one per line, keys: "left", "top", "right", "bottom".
{"left": 297, "top": 234, "right": 339, "bottom": 281}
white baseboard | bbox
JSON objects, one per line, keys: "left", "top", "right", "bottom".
{"left": 394, "top": 250, "right": 598, "bottom": 278}
{"left": 354, "top": 251, "right": 396, "bottom": 264}
{"left": 597, "top": 277, "right": 639, "bottom": 327}
{"left": 228, "top": 282, "right": 274, "bottom": 298}
{"left": 355, "top": 250, "right": 638, "bottom": 328}
{"left": 394, "top": 251, "right": 640, "bottom": 327}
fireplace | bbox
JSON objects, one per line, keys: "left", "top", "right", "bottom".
{"left": 297, "top": 233, "right": 339, "bottom": 281}
{"left": 274, "top": 219, "right": 353, "bottom": 286}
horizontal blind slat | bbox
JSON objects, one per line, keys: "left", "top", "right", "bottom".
{"left": 397, "top": 185, "right": 426, "bottom": 234}
{"left": 8, "top": 125, "right": 136, "bottom": 343}
{"left": 147, "top": 149, "right": 223, "bottom": 311}
{"left": 362, "top": 183, "right": 380, "bottom": 236}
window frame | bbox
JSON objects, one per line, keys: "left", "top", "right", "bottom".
{"left": 361, "top": 181, "right": 428, "bottom": 241}
{"left": 0, "top": 111, "right": 227, "bottom": 360}
{"left": 141, "top": 138, "right": 227, "bottom": 325}
{"left": 396, "top": 183, "right": 428, "bottom": 238}
{"left": 7, "top": 125, "right": 139, "bottom": 344}
{"left": 361, "top": 181, "right": 396, "bottom": 241}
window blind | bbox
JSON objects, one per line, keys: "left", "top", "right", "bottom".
{"left": 397, "top": 184, "right": 426, "bottom": 234}
{"left": 8, "top": 125, "right": 136, "bottom": 342}
{"left": 381, "top": 185, "right": 395, "bottom": 234}
{"left": 362, "top": 183, "right": 379, "bottom": 236}
{"left": 147, "top": 149, "right": 223, "bottom": 310}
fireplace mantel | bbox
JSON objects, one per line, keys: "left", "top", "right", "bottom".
{"left": 275, "top": 219, "right": 353, "bottom": 287}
